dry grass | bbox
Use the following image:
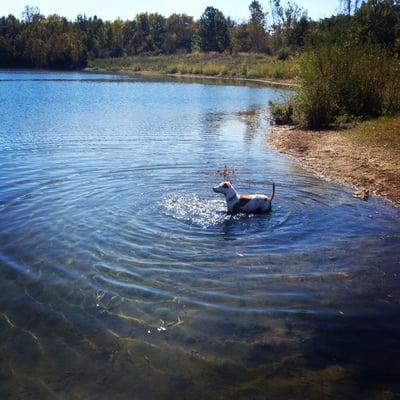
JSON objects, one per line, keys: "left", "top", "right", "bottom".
{"left": 268, "top": 116, "right": 400, "bottom": 206}
{"left": 87, "top": 52, "right": 298, "bottom": 81}
{"left": 343, "top": 116, "right": 400, "bottom": 151}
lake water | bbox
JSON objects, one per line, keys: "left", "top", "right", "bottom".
{"left": 0, "top": 70, "right": 399, "bottom": 399}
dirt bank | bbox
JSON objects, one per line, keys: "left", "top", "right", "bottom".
{"left": 267, "top": 122, "right": 400, "bottom": 207}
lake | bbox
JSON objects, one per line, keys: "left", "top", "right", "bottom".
{"left": 0, "top": 70, "right": 399, "bottom": 399}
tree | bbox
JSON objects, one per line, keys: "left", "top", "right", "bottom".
{"left": 23, "top": 38, "right": 48, "bottom": 66}
{"left": 248, "top": 1, "right": 269, "bottom": 52}
{"left": 48, "top": 31, "right": 87, "bottom": 68}
{"left": 269, "top": 0, "right": 304, "bottom": 51}
{"left": 122, "top": 20, "right": 136, "bottom": 55}
{"left": 232, "top": 23, "right": 252, "bottom": 52}
{"left": 198, "top": 7, "right": 231, "bottom": 52}
{"left": 287, "top": 15, "right": 310, "bottom": 47}
{"left": 105, "top": 19, "right": 125, "bottom": 57}
{"left": 0, "top": 36, "right": 16, "bottom": 65}
{"left": 0, "top": 15, "right": 21, "bottom": 66}
{"left": 250, "top": 0, "right": 267, "bottom": 27}
{"left": 0, "top": 14, "right": 21, "bottom": 37}
{"left": 148, "top": 13, "right": 166, "bottom": 52}
{"left": 308, "top": 14, "right": 352, "bottom": 45}
{"left": 80, "top": 16, "right": 106, "bottom": 58}
{"left": 350, "top": 0, "right": 400, "bottom": 51}
{"left": 164, "top": 14, "right": 195, "bottom": 53}
{"left": 132, "top": 13, "right": 152, "bottom": 53}
{"left": 21, "top": 6, "right": 42, "bottom": 24}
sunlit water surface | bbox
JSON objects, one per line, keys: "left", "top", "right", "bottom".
{"left": 0, "top": 70, "right": 399, "bottom": 399}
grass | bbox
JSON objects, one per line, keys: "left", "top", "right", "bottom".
{"left": 87, "top": 52, "right": 298, "bottom": 82}
{"left": 268, "top": 114, "right": 400, "bottom": 205}
{"left": 343, "top": 116, "right": 400, "bottom": 152}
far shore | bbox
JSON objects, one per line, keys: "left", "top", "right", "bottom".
{"left": 0, "top": 66, "right": 297, "bottom": 88}
{"left": 86, "top": 52, "right": 298, "bottom": 88}
{"left": 84, "top": 67, "right": 298, "bottom": 88}
{"left": 267, "top": 120, "right": 400, "bottom": 207}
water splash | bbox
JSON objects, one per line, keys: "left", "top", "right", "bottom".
{"left": 159, "top": 194, "right": 229, "bottom": 228}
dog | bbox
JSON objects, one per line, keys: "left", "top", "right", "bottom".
{"left": 213, "top": 181, "right": 275, "bottom": 214}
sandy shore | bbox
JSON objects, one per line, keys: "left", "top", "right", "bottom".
{"left": 267, "top": 125, "right": 400, "bottom": 207}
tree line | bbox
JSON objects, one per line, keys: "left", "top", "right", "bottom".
{"left": 0, "top": 0, "right": 399, "bottom": 69}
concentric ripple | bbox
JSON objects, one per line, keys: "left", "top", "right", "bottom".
{"left": 0, "top": 70, "right": 399, "bottom": 400}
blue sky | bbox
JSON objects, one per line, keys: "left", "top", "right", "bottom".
{"left": 1, "top": 1, "right": 339, "bottom": 22}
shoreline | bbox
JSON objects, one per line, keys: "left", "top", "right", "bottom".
{"left": 0, "top": 66, "right": 297, "bottom": 88}
{"left": 84, "top": 67, "right": 298, "bottom": 88}
{"left": 267, "top": 124, "right": 400, "bottom": 208}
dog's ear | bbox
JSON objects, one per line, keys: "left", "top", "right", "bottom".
{"left": 223, "top": 183, "right": 229, "bottom": 188}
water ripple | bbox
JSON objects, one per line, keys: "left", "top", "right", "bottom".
{"left": 0, "top": 71, "right": 399, "bottom": 399}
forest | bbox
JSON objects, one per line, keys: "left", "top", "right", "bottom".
{"left": 0, "top": 0, "right": 399, "bottom": 70}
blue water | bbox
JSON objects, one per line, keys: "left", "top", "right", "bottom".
{"left": 0, "top": 70, "right": 399, "bottom": 399}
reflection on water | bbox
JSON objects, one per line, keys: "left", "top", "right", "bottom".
{"left": 238, "top": 106, "right": 269, "bottom": 142}
{"left": 160, "top": 194, "right": 227, "bottom": 228}
{"left": 0, "top": 70, "right": 399, "bottom": 399}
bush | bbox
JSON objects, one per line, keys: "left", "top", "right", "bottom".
{"left": 269, "top": 101, "right": 294, "bottom": 125}
{"left": 219, "top": 65, "right": 230, "bottom": 75}
{"left": 165, "top": 64, "right": 179, "bottom": 73}
{"left": 201, "top": 64, "right": 221, "bottom": 75}
{"left": 271, "top": 67, "right": 284, "bottom": 79}
{"left": 294, "top": 43, "right": 400, "bottom": 129}
{"left": 132, "top": 63, "right": 142, "bottom": 72}
{"left": 277, "top": 50, "right": 290, "bottom": 60}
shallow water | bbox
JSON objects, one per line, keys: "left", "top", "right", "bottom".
{"left": 0, "top": 70, "right": 399, "bottom": 399}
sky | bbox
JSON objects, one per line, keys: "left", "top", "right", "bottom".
{"left": 0, "top": 0, "right": 340, "bottom": 22}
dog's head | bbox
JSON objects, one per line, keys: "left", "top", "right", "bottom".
{"left": 213, "top": 181, "right": 233, "bottom": 194}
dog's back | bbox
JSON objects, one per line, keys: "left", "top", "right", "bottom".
{"left": 232, "top": 194, "right": 271, "bottom": 214}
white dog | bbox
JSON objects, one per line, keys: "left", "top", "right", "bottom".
{"left": 213, "top": 181, "right": 275, "bottom": 214}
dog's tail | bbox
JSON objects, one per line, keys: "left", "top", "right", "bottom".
{"left": 269, "top": 181, "right": 275, "bottom": 201}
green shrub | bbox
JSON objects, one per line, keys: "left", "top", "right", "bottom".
{"left": 240, "top": 64, "right": 248, "bottom": 76}
{"left": 271, "top": 67, "right": 284, "bottom": 79}
{"left": 178, "top": 64, "right": 190, "bottom": 74}
{"left": 165, "top": 64, "right": 179, "bottom": 73}
{"left": 191, "top": 65, "right": 203, "bottom": 74}
{"left": 269, "top": 101, "right": 294, "bottom": 125}
{"left": 277, "top": 50, "right": 290, "bottom": 61}
{"left": 202, "top": 64, "right": 220, "bottom": 75}
{"left": 295, "top": 43, "right": 400, "bottom": 129}
{"left": 132, "top": 63, "right": 142, "bottom": 72}
{"left": 219, "top": 65, "right": 230, "bottom": 75}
